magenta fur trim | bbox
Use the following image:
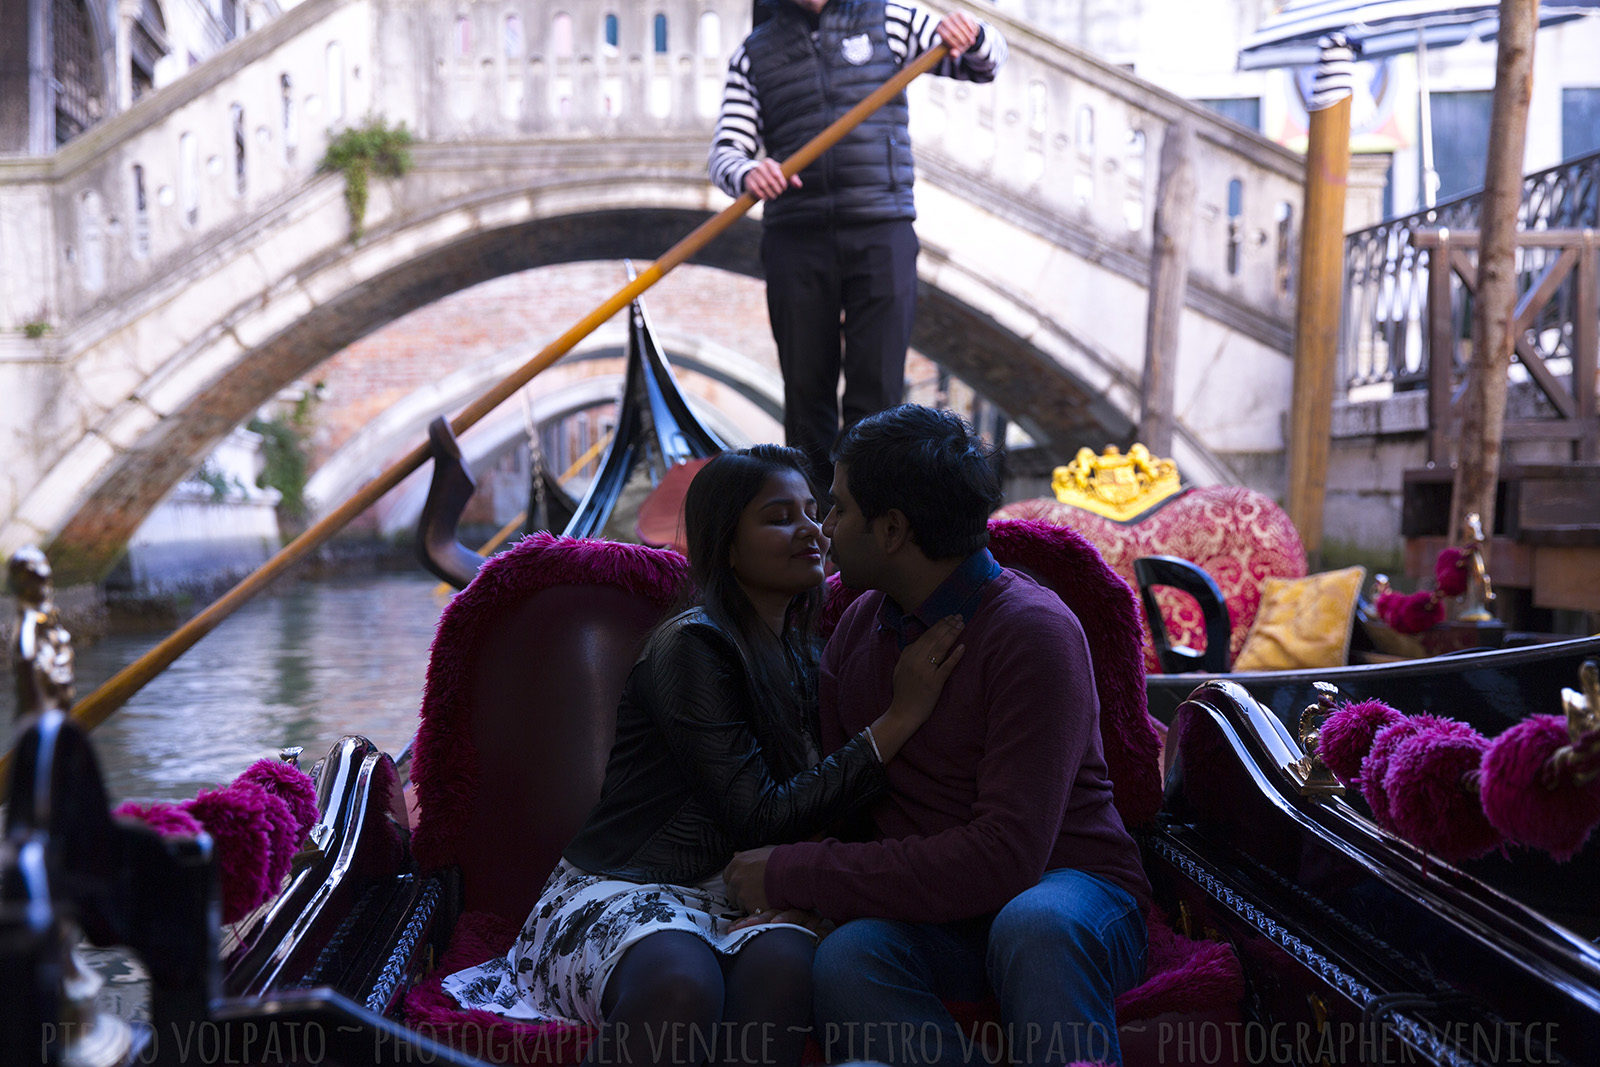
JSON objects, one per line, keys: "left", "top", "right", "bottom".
{"left": 1384, "top": 725, "right": 1503, "bottom": 862}
{"left": 1481, "top": 714, "right": 1600, "bottom": 861}
{"left": 239, "top": 758, "right": 320, "bottom": 838}
{"left": 185, "top": 783, "right": 277, "bottom": 923}
{"left": 987, "top": 519, "right": 1163, "bottom": 828}
{"left": 114, "top": 800, "right": 204, "bottom": 837}
{"left": 1114, "top": 910, "right": 1244, "bottom": 1021}
{"left": 1361, "top": 715, "right": 1475, "bottom": 830}
{"left": 1319, "top": 699, "right": 1403, "bottom": 785}
{"left": 411, "top": 534, "right": 689, "bottom": 871}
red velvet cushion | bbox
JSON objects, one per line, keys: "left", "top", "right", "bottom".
{"left": 995, "top": 487, "right": 1307, "bottom": 672}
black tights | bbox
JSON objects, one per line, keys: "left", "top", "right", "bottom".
{"left": 588, "top": 928, "right": 814, "bottom": 1066}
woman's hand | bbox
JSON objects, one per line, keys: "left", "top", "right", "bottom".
{"left": 729, "top": 908, "right": 836, "bottom": 938}
{"left": 891, "top": 615, "right": 966, "bottom": 722}
{"left": 866, "top": 616, "right": 965, "bottom": 761}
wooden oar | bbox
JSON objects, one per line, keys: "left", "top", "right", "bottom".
{"left": 1, "top": 42, "right": 951, "bottom": 779}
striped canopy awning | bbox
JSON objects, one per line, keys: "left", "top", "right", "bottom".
{"left": 1239, "top": 0, "right": 1600, "bottom": 69}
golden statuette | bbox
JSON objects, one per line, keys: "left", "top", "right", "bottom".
{"left": 1050, "top": 444, "right": 1183, "bottom": 522}
{"left": 9, "top": 545, "right": 76, "bottom": 717}
{"left": 1291, "top": 682, "right": 1348, "bottom": 797}
{"left": 1455, "top": 512, "right": 1497, "bottom": 623}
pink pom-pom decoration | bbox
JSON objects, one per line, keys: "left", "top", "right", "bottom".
{"left": 185, "top": 784, "right": 277, "bottom": 923}
{"left": 1434, "top": 547, "right": 1470, "bottom": 597}
{"left": 1481, "top": 715, "right": 1600, "bottom": 862}
{"left": 1375, "top": 589, "right": 1445, "bottom": 635}
{"left": 1318, "top": 699, "right": 1404, "bottom": 784}
{"left": 114, "top": 800, "right": 204, "bottom": 837}
{"left": 239, "top": 781, "right": 301, "bottom": 889}
{"left": 1360, "top": 715, "right": 1475, "bottom": 829}
{"left": 238, "top": 758, "right": 320, "bottom": 839}
{"left": 1384, "top": 726, "right": 1503, "bottom": 862}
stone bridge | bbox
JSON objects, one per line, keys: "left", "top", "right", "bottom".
{"left": 0, "top": 0, "right": 1316, "bottom": 581}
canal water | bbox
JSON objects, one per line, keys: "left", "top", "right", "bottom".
{"left": 5, "top": 571, "right": 446, "bottom": 803}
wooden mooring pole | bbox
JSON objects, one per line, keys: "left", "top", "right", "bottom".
{"left": 1139, "top": 118, "right": 1196, "bottom": 456}
{"left": 1450, "top": 0, "right": 1540, "bottom": 553}
{"left": 1286, "top": 36, "right": 1354, "bottom": 563}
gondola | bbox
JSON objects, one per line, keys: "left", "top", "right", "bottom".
{"left": 11, "top": 523, "right": 1600, "bottom": 1066}
{"left": 12, "top": 304, "right": 1600, "bottom": 1066}
{"left": 418, "top": 289, "right": 724, "bottom": 590}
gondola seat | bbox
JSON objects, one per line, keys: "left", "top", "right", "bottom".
{"left": 995, "top": 485, "right": 1308, "bottom": 673}
{"left": 403, "top": 527, "right": 1242, "bottom": 1065}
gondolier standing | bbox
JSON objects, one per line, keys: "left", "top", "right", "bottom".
{"left": 710, "top": 0, "right": 1007, "bottom": 491}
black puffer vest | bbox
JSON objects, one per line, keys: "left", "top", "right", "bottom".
{"left": 746, "top": 0, "right": 916, "bottom": 227}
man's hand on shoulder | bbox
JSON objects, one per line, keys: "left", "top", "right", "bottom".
{"left": 743, "top": 159, "right": 801, "bottom": 201}
{"left": 724, "top": 845, "right": 775, "bottom": 912}
{"left": 935, "top": 11, "right": 980, "bottom": 55}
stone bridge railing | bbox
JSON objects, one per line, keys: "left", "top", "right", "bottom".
{"left": 1, "top": 0, "right": 1305, "bottom": 342}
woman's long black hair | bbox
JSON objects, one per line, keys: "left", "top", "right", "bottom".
{"left": 682, "top": 445, "right": 823, "bottom": 774}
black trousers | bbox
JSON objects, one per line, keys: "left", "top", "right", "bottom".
{"left": 760, "top": 218, "right": 919, "bottom": 492}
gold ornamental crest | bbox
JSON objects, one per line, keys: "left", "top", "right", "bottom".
{"left": 1050, "top": 444, "right": 1183, "bottom": 523}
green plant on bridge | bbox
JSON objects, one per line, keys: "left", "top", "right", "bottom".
{"left": 249, "top": 386, "right": 323, "bottom": 530}
{"left": 319, "top": 118, "right": 414, "bottom": 241}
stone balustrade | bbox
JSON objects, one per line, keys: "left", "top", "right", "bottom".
{"left": 1, "top": 0, "right": 1305, "bottom": 338}
{"left": 0, "top": 0, "right": 1317, "bottom": 573}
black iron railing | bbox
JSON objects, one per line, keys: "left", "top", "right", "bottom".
{"left": 1340, "top": 150, "right": 1600, "bottom": 395}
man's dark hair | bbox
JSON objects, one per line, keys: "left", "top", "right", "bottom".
{"left": 833, "top": 404, "right": 1002, "bottom": 560}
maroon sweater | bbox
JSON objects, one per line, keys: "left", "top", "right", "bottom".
{"left": 765, "top": 561, "right": 1152, "bottom": 922}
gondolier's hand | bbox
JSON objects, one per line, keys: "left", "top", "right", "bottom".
{"left": 935, "top": 11, "right": 980, "bottom": 55}
{"left": 744, "top": 159, "right": 801, "bottom": 201}
{"left": 724, "top": 845, "right": 774, "bottom": 912}
{"left": 729, "top": 908, "right": 835, "bottom": 938}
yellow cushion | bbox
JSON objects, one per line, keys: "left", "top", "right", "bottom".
{"left": 1232, "top": 566, "right": 1366, "bottom": 672}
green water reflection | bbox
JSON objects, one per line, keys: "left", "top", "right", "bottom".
{"left": 4, "top": 572, "right": 446, "bottom": 802}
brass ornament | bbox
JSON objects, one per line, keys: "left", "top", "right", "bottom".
{"left": 1050, "top": 444, "right": 1183, "bottom": 522}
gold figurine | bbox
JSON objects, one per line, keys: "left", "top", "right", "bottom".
{"left": 9, "top": 545, "right": 76, "bottom": 716}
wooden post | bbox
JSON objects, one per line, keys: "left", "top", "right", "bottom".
{"left": 1139, "top": 118, "right": 1196, "bottom": 456}
{"left": 1286, "top": 36, "right": 1354, "bottom": 562}
{"left": 1450, "top": 0, "right": 1539, "bottom": 550}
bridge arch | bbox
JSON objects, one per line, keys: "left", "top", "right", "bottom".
{"left": 33, "top": 175, "right": 1204, "bottom": 581}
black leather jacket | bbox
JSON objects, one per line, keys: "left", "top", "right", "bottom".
{"left": 563, "top": 609, "right": 887, "bottom": 885}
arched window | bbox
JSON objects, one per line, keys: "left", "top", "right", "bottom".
{"left": 698, "top": 12, "right": 719, "bottom": 55}
{"left": 280, "top": 73, "right": 297, "bottom": 163}
{"left": 231, "top": 103, "right": 247, "bottom": 198}
{"left": 551, "top": 12, "right": 574, "bottom": 57}
{"left": 326, "top": 42, "right": 345, "bottom": 122}
{"left": 1227, "top": 178, "right": 1244, "bottom": 275}
{"left": 505, "top": 14, "right": 524, "bottom": 58}
{"left": 52, "top": 0, "right": 104, "bottom": 145}
{"left": 131, "top": 163, "right": 150, "bottom": 258}
{"left": 78, "top": 190, "right": 105, "bottom": 291}
{"left": 179, "top": 130, "right": 199, "bottom": 227}
{"left": 653, "top": 13, "right": 668, "bottom": 53}
{"left": 604, "top": 12, "right": 619, "bottom": 52}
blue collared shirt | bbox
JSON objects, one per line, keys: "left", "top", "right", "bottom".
{"left": 878, "top": 548, "right": 1002, "bottom": 649}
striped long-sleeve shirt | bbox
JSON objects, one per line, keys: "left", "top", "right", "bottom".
{"left": 708, "top": 3, "right": 1007, "bottom": 199}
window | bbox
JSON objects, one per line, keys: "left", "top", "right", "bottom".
{"left": 1562, "top": 88, "right": 1600, "bottom": 161}
{"left": 52, "top": 0, "right": 103, "bottom": 145}
{"left": 1196, "top": 97, "right": 1261, "bottom": 132}
{"left": 1429, "top": 91, "right": 1493, "bottom": 201}
{"left": 653, "top": 13, "right": 668, "bottom": 53}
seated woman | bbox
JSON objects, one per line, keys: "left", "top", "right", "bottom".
{"left": 442, "top": 445, "right": 964, "bottom": 1066}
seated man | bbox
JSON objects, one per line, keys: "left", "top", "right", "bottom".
{"left": 726, "top": 404, "right": 1150, "bottom": 1066}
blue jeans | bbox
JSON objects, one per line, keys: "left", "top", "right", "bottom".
{"left": 812, "top": 868, "right": 1147, "bottom": 1066}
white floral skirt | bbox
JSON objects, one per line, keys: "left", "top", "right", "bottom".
{"left": 440, "top": 859, "right": 814, "bottom": 1026}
